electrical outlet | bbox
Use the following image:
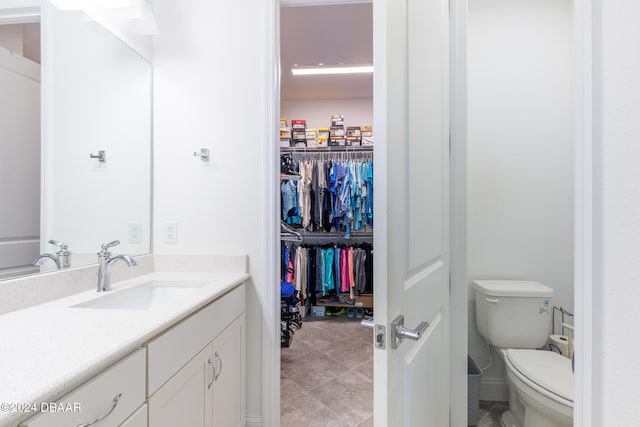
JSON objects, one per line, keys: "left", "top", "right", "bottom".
{"left": 128, "top": 221, "right": 142, "bottom": 244}
{"left": 164, "top": 221, "right": 178, "bottom": 244}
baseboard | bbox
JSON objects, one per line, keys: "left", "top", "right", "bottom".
{"left": 480, "top": 377, "right": 509, "bottom": 402}
{"left": 246, "top": 415, "right": 263, "bottom": 427}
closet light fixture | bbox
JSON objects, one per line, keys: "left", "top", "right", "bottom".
{"left": 291, "top": 64, "right": 374, "bottom": 76}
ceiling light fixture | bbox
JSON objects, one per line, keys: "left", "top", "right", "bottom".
{"left": 291, "top": 64, "right": 373, "bottom": 76}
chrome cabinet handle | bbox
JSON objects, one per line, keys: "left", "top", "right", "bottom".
{"left": 214, "top": 352, "right": 222, "bottom": 382}
{"left": 76, "top": 393, "right": 121, "bottom": 427}
{"left": 207, "top": 358, "right": 215, "bottom": 390}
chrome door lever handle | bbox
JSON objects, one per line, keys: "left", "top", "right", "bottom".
{"left": 396, "top": 321, "right": 429, "bottom": 340}
{"left": 360, "top": 318, "right": 375, "bottom": 329}
{"left": 390, "top": 315, "right": 430, "bottom": 349}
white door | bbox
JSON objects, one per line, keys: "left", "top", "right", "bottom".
{"left": 371, "top": 0, "right": 450, "bottom": 425}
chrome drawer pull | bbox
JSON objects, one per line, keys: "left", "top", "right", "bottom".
{"left": 76, "top": 393, "right": 121, "bottom": 427}
{"left": 214, "top": 352, "right": 222, "bottom": 381}
{"left": 207, "top": 358, "right": 215, "bottom": 390}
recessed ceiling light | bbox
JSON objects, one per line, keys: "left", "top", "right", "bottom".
{"left": 291, "top": 65, "right": 373, "bottom": 76}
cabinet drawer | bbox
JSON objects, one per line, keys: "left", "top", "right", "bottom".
{"left": 146, "top": 283, "right": 245, "bottom": 396}
{"left": 21, "top": 348, "right": 146, "bottom": 427}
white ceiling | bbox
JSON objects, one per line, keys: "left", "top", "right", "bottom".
{"left": 280, "top": 3, "right": 373, "bottom": 101}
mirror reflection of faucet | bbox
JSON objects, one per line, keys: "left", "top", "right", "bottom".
{"left": 96, "top": 240, "right": 137, "bottom": 292}
{"left": 33, "top": 239, "right": 72, "bottom": 270}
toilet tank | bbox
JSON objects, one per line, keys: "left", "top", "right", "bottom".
{"left": 473, "top": 280, "right": 553, "bottom": 349}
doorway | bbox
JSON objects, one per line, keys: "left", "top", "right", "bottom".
{"left": 278, "top": 2, "right": 375, "bottom": 426}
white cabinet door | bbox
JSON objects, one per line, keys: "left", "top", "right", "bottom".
{"left": 119, "top": 404, "right": 147, "bottom": 427}
{"left": 211, "top": 314, "right": 245, "bottom": 427}
{"left": 148, "top": 345, "right": 213, "bottom": 427}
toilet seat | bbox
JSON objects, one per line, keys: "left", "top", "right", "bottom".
{"left": 505, "top": 349, "right": 574, "bottom": 407}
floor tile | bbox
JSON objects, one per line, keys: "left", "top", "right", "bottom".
{"left": 354, "top": 358, "right": 373, "bottom": 381}
{"left": 281, "top": 390, "right": 326, "bottom": 426}
{"left": 282, "top": 351, "right": 350, "bottom": 390}
{"left": 281, "top": 375, "right": 306, "bottom": 403}
{"left": 282, "top": 315, "right": 374, "bottom": 426}
{"left": 305, "top": 407, "right": 351, "bottom": 427}
{"left": 320, "top": 336, "right": 373, "bottom": 370}
{"left": 475, "top": 401, "right": 509, "bottom": 427}
{"left": 295, "top": 324, "right": 353, "bottom": 349}
{"left": 307, "top": 369, "right": 374, "bottom": 425}
{"left": 281, "top": 337, "right": 314, "bottom": 361}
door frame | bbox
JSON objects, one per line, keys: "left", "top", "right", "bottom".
{"left": 263, "top": 0, "right": 469, "bottom": 426}
{"left": 266, "top": 0, "right": 596, "bottom": 425}
{"left": 573, "top": 0, "right": 594, "bottom": 425}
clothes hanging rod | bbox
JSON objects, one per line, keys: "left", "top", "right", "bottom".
{"left": 281, "top": 146, "right": 373, "bottom": 153}
{"left": 281, "top": 231, "right": 373, "bottom": 243}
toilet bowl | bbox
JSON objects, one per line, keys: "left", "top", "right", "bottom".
{"left": 472, "top": 280, "right": 574, "bottom": 427}
{"left": 499, "top": 349, "right": 573, "bottom": 427}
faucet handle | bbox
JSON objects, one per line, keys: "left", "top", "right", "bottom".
{"left": 48, "top": 239, "right": 68, "bottom": 250}
{"left": 98, "top": 240, "right": 120, "bottom": 257}
{"left": 101, "top": 240, "right": 120, "bottom": 250}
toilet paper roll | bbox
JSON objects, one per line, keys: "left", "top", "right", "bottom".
{"left": 549, "top": 334, "right": 570, "bottom": 358}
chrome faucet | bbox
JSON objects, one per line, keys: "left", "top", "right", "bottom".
{"left": 33, "top": 239, "right": 72, "bottom": 270}
{"left": 34, "top": 253, "right": 60, "bottom": 269}
{"left": 96, "top": 240, "right": 137, "bottom": 292}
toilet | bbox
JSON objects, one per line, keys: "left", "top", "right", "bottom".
{"left": 473, "top": 280, "right": 574, "bottom": 427}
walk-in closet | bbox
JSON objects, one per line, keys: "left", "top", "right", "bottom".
{"left": 279, "top": 3, "right": 374, "bottom": 426}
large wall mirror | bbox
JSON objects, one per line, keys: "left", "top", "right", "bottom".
{"left": 0, "top": 1, "right": 152, "bottom": 280}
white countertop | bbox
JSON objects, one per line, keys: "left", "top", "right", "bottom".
{"left": 0, "top": 271, "right": 248, "bottom": 427}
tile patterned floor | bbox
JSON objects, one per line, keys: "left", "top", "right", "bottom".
{"left": 281, "top": 316, "right": 508, "bottom": 427}
{"left": 474, "top": 401, "right": 509, "bottom": 427}
{"left": 281, "top": 315, "right": 374, "bottom": 427}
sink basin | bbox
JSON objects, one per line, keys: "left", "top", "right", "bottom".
{"left": 72, "top": 280, "right": 209, "bottom": 310}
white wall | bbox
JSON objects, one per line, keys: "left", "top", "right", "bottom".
{"left": 42, "top": 3, "right": 152, "bottom": 263}
{"left": 467, "top": 0, "right": 574, "bottom": 399}
{"left": 281, "top": 98, "right": 373, "bottom": 130}
{"left": 152, "top": 0, "right": 269, "bottom": 422}
{"left": 591, "top": 0, "right": 640, "bottom": 423}
{"left": 0, "top": 49, "right": 40, "bottom": 272}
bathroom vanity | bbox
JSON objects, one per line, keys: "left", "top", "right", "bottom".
{"left": 0, "top": 267, "right": 248, "bottom": 427}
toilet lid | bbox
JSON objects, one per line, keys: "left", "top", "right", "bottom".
{"left": 506, "top": 349, "right": 574, "bottom": 402}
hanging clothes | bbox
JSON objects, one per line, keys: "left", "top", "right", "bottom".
{"left": 281, "top": 157, "right": 373, "bottom": 234}
{"left": 282, "top": 242, "right": 373, "bottom": 300}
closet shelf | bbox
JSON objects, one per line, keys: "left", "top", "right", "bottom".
{"left": 314, "top": 300, "right": 374, "bottom": 309}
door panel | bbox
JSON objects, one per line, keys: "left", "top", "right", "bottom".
{"left": 148, "top": 345, "right": 213, "bottom": 427}
{"left": 404, "top": 313, "right": 446, "bottom": 426}
{"left": 407, "top": 0, "right": 446, "bottom": 272}
{"left": 374, "top": 0, "right": 450, "bottom": 425}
